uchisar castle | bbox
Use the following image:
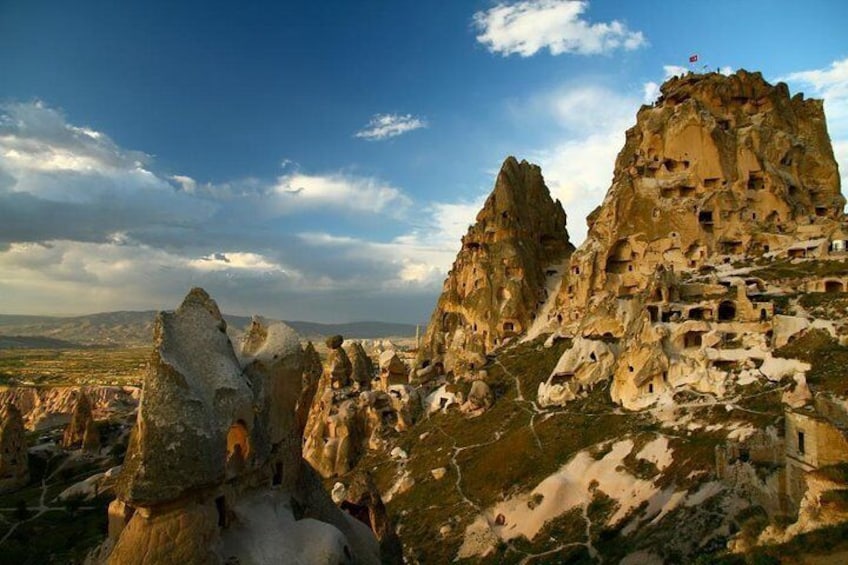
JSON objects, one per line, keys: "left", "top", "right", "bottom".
{"left": 5, "top": 69, "right": 848, "bottom": 563}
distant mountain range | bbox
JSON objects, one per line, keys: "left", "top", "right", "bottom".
{"left": 0, "top": 312, "right": 420, "bottom": 348}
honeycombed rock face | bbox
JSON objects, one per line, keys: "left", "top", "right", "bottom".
{"left": 0, "top": 403, "right": 29, "bottom": 493}
{"left": 556, "top": 70, "right": 844, "bottom": 322}
{"left": 420, "top": 156, "right": 574, "bottom": 374}
{"left": 538, "top": 70, "right": 847, "bottom": 411}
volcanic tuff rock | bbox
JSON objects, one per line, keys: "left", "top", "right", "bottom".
{"left": 533, "top": 70, "right": 848, "bottom": 410}
{"left": 0, "top": 403, "right": 29, "bottom": 493}
{"left": 100, "top": 289, "right": 380, "bottom": 564}
{"left": 62, "top": 391, "right": 99, "bottom": 452}
{"left": 0, "top": 385, "right": 139, "bottom": 431}
{"left": 419, "top": 156, "right": 574, "bottom": 374}
{"left": 346, "top": 341, "right": 375, "bottom": 391}
{"left": 555, "top": 70, "right": 844, "bottom": 326}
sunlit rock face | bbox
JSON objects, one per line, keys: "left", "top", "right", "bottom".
{"left": 98, "top": 289, "right": 380, "bottom": 565}
{"left": 534, "top": 70, "right": 847, "bottom": 411}
{"left": 419, "top": 156, "right": 574, "bottom": 376}
{"left": 555, "top": 70, "right": 844, "bottom": 327}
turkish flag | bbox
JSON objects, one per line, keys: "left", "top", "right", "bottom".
{"left": 689, "top": 54, "right": 699, "bottom": 63}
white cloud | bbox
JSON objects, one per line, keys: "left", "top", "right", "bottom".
{"left": 515, "top": 83, "right": 642, "bottom": 245}
{"left": 355, "top": 113, "right": 427, "bottom": 140}
{"left": 188, "top": 252, "right": 286, "bottom": 273}
{"left": 663, "top": 65, "right": 688, "bottom": 79}
{"left": 642, "top": 81, "right": 660, "bottom": 104}
{"left": 273, "top": 172, "right": 412, "bottom": 215}
{"left": 473, "top": 0, "right": 646, "bottom": 57}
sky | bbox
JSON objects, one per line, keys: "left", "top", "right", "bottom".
{"left": 0, "top": 0, "right": 846, "bottom": 323}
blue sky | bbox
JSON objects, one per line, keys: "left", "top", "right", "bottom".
{"left": 0, "top": 0, "right": 846, "bottom": 323}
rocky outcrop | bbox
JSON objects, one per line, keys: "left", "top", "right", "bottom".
{"left": 0, "top": 386, "right": 139, "bottom": 431}
{"left": 326, "top": 335, "right": 353, "bottom": 389}
{"left": 339, "top": 472, "right": 403, "bottom": 563}
{"left": 303, "top": 337, "right": 423, "bottom": 478}
{"left": 99, "top": 289, "right": 380, "bottom": 564}
{"left": 296, "top": 342, "right": 323, "bottom": 436}
{"left": 62, "top": 392, "right": 99, "bottom": 452}
{"left": 419, "top": 156, "right": 574, "bottom": 375}
{"left": 0, "top": 403, "right": 29, "bottom": 493}
{"left": 539, "top": 70, "right": 847, "bottom": 410}
{"left": 346, "top": 341, "right": 374, "bottom": 391}
{"left": 378, "top": 350, "right": 407, "bottom": 391}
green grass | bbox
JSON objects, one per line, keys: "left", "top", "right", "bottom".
{"left": 775, "top": 329, "right": 848, "bottom": 396}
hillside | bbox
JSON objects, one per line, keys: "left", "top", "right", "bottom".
{"left": 0, "top": 312, "right": 418, "bottom": 348}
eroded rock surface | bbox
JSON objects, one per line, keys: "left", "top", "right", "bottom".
{"left": 418, "top": 156, "right": 574, "bottom": 375}
{"left": 98, "top": 289, "right": 380, "bottom": 564}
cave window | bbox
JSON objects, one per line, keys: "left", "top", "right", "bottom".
{"left": 698, "top": 210, "right": 714, "bottom": 225}
{"left": 628, "top": 264, "right": 634, "bottom": 272}
{"left": 751, "top": 212, "right": 757, "bottom": 220}
{"left": 684, "top": 331, "right": 703, "bottom": 348}
{"left": 825, "top": 280, "right": 844, "bottom": 293}
{"left": 797, "top": 431, "right": 806, "bottom": 455}
{"left": 647, "top": 305, "right": 659, "bottom": 323}
{"left": 747, "top": 172, "right": 764, "bottom": 191}
{"left": 628, "top": 366, "right": 634, "bottom": 373}
{"left": 648, "top": 383, "right": 654, "bottom": 394}
{"left": 760, "top": 308, "right": 768, "bottom": 321}
{"left": 815, "top": 206, "right": 827, "bottom": 217}
{"left": 227, "top": 421, "right": 251, "bottom": 467}
{"left": 739, "top": 448, "right": 750, "bottom": 462}
{"left": 590, "top": 352, "right": 597, "bottom": 362}
{"left": 557, "top": 314, "right": 563, "bottom": 323}
{"left": 216, "top": 496, "right": 228, "bottom": 528}
{"left": 503, "top": 322, "right": 515, "bottom": 332}
{"left": 763, "top": 245, "right": 770, "bottom": 253}
{"left": 718, "top": 301, "right": 736, "bottom": 322}
{"left": 273, "top": 462, "right": 283, "bottom": 486}
{"left": 688, "top": 307, "right": 704, "bottom": 321}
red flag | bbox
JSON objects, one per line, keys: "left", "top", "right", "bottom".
{"left": 689, "top": 54, "right": 699, "bottom": 63}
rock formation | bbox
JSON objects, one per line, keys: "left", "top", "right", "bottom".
{"left": 378, "top": 350, "right": 407, "bottom": 391}
{"left": 346, "top": 341, "right": 374, "bottom": 391}
{"left": 326, "top": 334, "right": 353, "bottom": 389}
{"left": 418, "top": 156, "right": 575, "bottom": 375}
{"left": 460, "top": 379, "right": 494, "bottom": 417}
{"left": 98, "top": 289, "right": 380, "bottom": 564}
{"left": 296, "top": 341, "right": 323, "bottom": 436}
{"left": 303, "top": 337, "right": 422, "bottom": 477}
{"left": 339, "top": 472, "right": 403, "bottom": 563}
{"left": 535, "top": 70, "right": 848, "bottom": 410}
{"left": 0, "top": 403, "right": 29, "bottom": 493}
{"left": 62, "top": 391, "right": 99, "bottom": 452}
{"left": 0, "top": 385, "right": 139, "bottom": 431}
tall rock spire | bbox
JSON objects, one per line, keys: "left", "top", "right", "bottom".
{"left": 419, "top": 156, "right": 574, "bottom": 375}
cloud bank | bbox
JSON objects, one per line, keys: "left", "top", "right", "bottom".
{"left": 0, "top": 101, "right": 458, "bottom": 322}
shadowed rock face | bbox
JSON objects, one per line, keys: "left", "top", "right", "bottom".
{"left": 103, "top": 289, "right": 382, "bottom": 565}
{"left": 0, "top": 403, "right": 29, "bottom": 493}
{"left": 116, "top": 288, "right": 254, "bottom": 505}
{"left": 419, "top": 156, "right": 574, "bottom": 375}
{"left": 62, "top": 392, "right": 98, "bottom": 451}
